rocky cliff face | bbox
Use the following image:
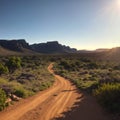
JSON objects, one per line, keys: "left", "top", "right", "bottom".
{"left": 30, "top": 41, "right": 77, "bottom": 54}
{"left": 0, "top": 39, "right": 31, "bottom": 52}
{"left": 0, "top": 40, "right": 78, "bottom": 54}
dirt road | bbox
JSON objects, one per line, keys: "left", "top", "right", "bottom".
{"left": 0, "top": 63, "right": 110, "bottom": 120}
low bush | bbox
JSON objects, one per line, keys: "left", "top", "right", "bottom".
{"left": 0, "top": 63, "right": 9, "bottom": 75}
{"left": 14, "top": 88, "right": 33, "bottom": 98}
{"left": 6, "top": 56, "right": 21, "bottom": 72}
{"left": 93, "top": 83, "right": 120, "bottom": 113}
{"left": 39, "top": 81, "right": 53, "bottom": 91}
{"left": 0, "top": 88, "right": 7, "bottom": 111}
{"left": 14, "top": 89, "right": 26, "bottom": 98}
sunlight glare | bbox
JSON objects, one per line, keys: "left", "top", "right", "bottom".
{"left": 99, "top": 0, "right": 120, "bottom": 20}
{"left": 116, "top": 0, "right": 120, "bottom": 9}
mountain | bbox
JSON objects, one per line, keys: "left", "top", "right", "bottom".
{"left": 0, "top": 39, "right": 37, "bottom": 55}
{"left": 0, "top": 39, "right": 31, "bottom": 52}
{"left": 0, "top": 40, "right": 77, "bottom": 55}
{"left": 0, "top": 39, "right": 120, "bottom": 58}
{"left": 30, "top": 41, "right": 77, "bottom": 54}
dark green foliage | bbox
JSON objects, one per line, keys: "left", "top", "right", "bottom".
{"left": 58, "top": 60, "right": 81, "bottom": 71}
{"left": 80, "top": 58, "right": 91, "bottom": 63}
{"left": 53, "top": 55, "right": 120, "bottom": 114}
{"left": 59, "top": 60, "right": 71, "bottom": 70}
{"left": 14, "top": 89, "right": 27, "bottom": 98}
{"left": 0, "top": 63, "right": 9, "bottom": 75}
{"left": 0, "top": 55, "right": 54, "bottom": 100}
{"left": 87, "top": 62, "right": 99, "bottom": 69}
{"left": 0, "top": 88, "right": 7, "bottom": 111}
{"left": 6, "top": 56, "right": 21, "bottom": 72}
{"left": 93, "top": 84, "right": 120, "bottom": 113}
{"left": 39, "top": 81, "right": 53, "bottom": 91}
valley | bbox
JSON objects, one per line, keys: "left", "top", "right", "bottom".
{"left": 0, "top": 40, "right": 120, "bottom": 120}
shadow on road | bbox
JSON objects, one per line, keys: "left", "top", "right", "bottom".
{"left": 54, "top": 92, "right": 111, "bottom": 120}
{"left": 61, "top": 89, "right": 77, "bottom": 93}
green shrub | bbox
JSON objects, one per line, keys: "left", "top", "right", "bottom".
{"left": 14, "top": 89, "right": 26, "bottom": 98}
{"left": 93, "top": 83, "right": 120, "bottom": 113}
{"left": 59, "top": 60, "right": 71, "bottom": 70}
{"left": 39, "top": 81, "right": 53, "bottom": 91}
{"left": 87, "top": 62, "right": 99, "bottom": 69}
{"left": 14, "top": 88, "right": 33, "bottom": 98}
{"left": 0, "top": 88, "right": 7, "bottom": 111}
{"left": 0, "top": 63, "right": 9, "bottom": 75}
{"left": 6, "top": 56, "right": 22, "bottom": 72}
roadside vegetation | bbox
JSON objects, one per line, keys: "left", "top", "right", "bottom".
{"left": 0, "top": 55, "right": 54, "bottom": 110}
{"left": 0, "top": 88, "right": 6, "bottom": 110}
{"left": 0, "top": 54, "right": 120, "bottom": 115}
{"left": 53, "top": 56, "right": 120, "bottom": 114}
{"left": 93, "top": 83, "right": 120, "bottom": 113}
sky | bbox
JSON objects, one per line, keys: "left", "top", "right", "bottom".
{"left": 0, "top": 0, "right": 120, "bottom": 50}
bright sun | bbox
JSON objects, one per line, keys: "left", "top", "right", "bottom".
{"left": 116, "top": 0, "right": 120, "bottom": 7}
{"left": 100, "top": 0, "right": 120, "bottom": 23}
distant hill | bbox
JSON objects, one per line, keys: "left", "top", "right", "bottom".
{"left": 95, "top": 49, "right": 110, "bottom": 52}
{"left": 0, "top": 40, "right": 77, "bottom": 55}
{"left": 0, "top": 45, "right": 19, "bottom": 55}
{"left": 0, "top": 39, "right": 31, "bottom": 52}
{"left": 0, "top": 39, "right": 120, "bottom": 60}
{"left": 103, "top": 47, "right": 120, "bottom": 61}
{"left": 78, "top": 48, "right": 110, "bottom": 53}
{"left": 80, "top": 47, "right": 120, "bottom": 61}
{"left": 0, "top": 39, "right": 38, "bottom": 55}
{"left": 78, "top": 50, "right": 94, "bottom": 53}
{"left": 30, "top": 41, "right": 77, "bottom": 54}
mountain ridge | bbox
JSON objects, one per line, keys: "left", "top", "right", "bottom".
{"left": 0, "top": 39, "right": 77, "bottom": 54}
{"left": 0, "top": 39, "right": 120, "bottom": 59}
{"left": 30, "top": 41, "right": 77, "bottom": 53}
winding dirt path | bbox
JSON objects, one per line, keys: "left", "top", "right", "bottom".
{"left": 0, "top": 63, "right": 110, "bottom": 120}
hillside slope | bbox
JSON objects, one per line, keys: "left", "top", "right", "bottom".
{"left": 0, "top": 39, "right": 38, "bottom": 55}
{"left": 30, "top": 41, "right": 77, "bottom": 54}
{"left": 0, "top": 46, "right": 19, "bottom": 55}
{"left": 104, "top": 47, "right": 120, "bottom": 61}
{"left": 0, "top": 39, "right": 120, "bottom": 58}
{"left": 0, "top": 40, "right": 77, "bottom": 55}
